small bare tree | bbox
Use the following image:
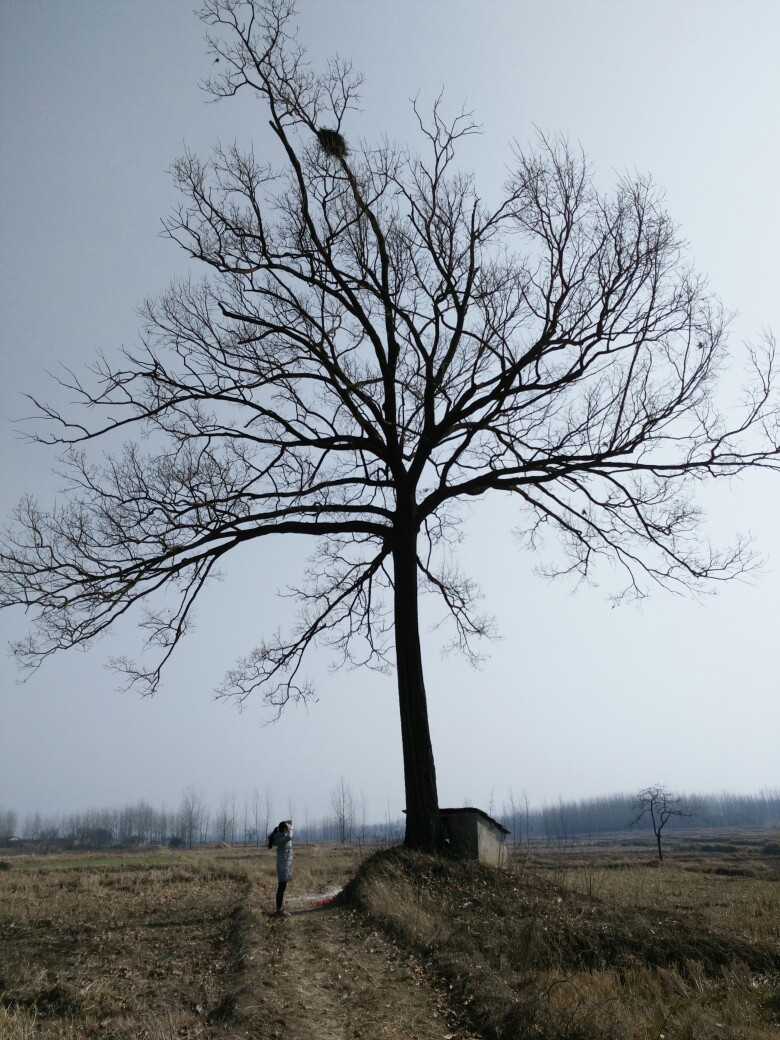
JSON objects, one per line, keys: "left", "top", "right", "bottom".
{"left": 178, "top": 786, "right": 204, "bottom": 850}
{"left": 199, "top": 806, "right": 211, "bottom": 845}
{"left": 250, "top": 787, "right": 263, "bottom": 846}
{"left": 263, "top": 789, "right": 274, "bottom": 843}
{"left": 506, "top": 790, "right": 520, "bottom": 849}
{"left": 215, "top": 793, "right": 232, "bottom": 843}
{"left": 241, "top": 789, "right": 250, "bottom": 845}
{"left": 632, "top": 784, "right": 696, "bottom": 862}
{"left": 0, "top": 809, "right": 18, "bottom": 843}
{"left": 359, "top": 790, "right": 369, "bottom": 845}
{"left": 330, "top": 777, "right": 356, "bottom": 844}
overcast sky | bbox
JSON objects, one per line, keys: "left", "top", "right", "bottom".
{"left": 1, "top": 0, "right": 778, "bottom": 828}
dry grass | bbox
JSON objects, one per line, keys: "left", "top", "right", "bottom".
{"left": 0, "top": 844, "right": 360, "bottom": 1039}
{"left": 0, "top": 852, "right": 248, "bottom": 1038}
{"left": 3, "top": 836, "right": 777, "bottom": 1039}
{"left": 350, "top": 833, "right": 780, "bottom": 1040}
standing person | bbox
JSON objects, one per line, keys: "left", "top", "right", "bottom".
{"left": 268, "top": 820, "right": 293, "bottom": 916}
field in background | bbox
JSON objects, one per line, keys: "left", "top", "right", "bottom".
{"left": 1, "top": 831, "right": 778, "bottom": 1039}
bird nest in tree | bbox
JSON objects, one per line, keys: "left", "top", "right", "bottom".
{"left": 317, "top": 127, "right": 348, "bottom": 158}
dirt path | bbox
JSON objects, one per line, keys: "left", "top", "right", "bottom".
{"left": 224, "top": 877, "right": 479, "bottom": 1040}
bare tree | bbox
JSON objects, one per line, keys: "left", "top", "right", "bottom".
{"left": 0, "top": 808, "right": 18, "bottom": 843}
{"left": 264, "top": 789, "right": 273, "bottom": 844}
{"left": 199, "top": 805, "right": 211, "bottom": 845}
{"left": 359, "top": 790, "right": 369, "bottom": 845}
{"left": 250, "top": 787, "right": 263, "bottom": 846}
{"left": 1, "top": 0, "right": 778, "bottom": 851}
{"left": 178, "top": 786, "right": 204, "bottom": 850}
{"left": 229, "top": 789, "right": 237, "bottom": 844}
{"left": 330, "top": 777, "right": 356, "bottom": 844}
{"left": 22, "top": 812, "right": 42, "bottom": 842}
{"left": 632, "top": 784, "right": 696, "bottom": 862}
{"left": 215, "top": 793, "right": 232, "bottom": 843}
{"left": 506, "top": 790, "right": 520, "bottom": 849}
{"left": 241, "top": 789, "right": 249, "bottom": 845}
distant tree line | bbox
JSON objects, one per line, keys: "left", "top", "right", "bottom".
{"left": 2, "top": 787, "right": 777, "bottom": 851}
{"left": 499, "top": 788, "right": 780, "bottom": 845}
{"left": 0, "top": 781, "right": 404, "bottom": 850}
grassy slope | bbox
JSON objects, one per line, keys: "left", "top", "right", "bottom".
{"left": 349, "top": 840, "right": 780, "bottom": 1040}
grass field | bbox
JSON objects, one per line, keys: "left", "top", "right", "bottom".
{"left": 1, "top": 831, "right": 778, "bottom": 1039}
{"left": 352, "top": 829, "right": 780, "bottom": 1039}
{"left": 0, "top": 844, "right": 361, "bottom": 1039}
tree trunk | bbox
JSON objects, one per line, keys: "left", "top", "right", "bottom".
{"left": 392, "top": 529, "right": 442, "bottom": 852}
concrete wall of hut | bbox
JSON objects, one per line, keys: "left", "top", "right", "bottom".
{"left": 476, "top": 818, "right": 506, "bottom": 867}
{"left": 441, "top": 813, "right": 506, "bottom": 867}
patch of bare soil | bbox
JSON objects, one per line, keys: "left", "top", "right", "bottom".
{"left": 224, "top": 872, "right": 480, "bottom": 1040}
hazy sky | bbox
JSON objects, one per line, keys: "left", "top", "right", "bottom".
{"left": 1, "top": 1, "right": 778, "bottom": 827}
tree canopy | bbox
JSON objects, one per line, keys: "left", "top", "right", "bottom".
{"left": 2, "top": 0, "right": 778, "bottom": 849}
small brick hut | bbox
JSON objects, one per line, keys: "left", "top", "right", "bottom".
{"left": 440, "top": 807, "right": 510, "bottom": 866}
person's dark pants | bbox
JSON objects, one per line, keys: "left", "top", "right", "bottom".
{"left": 276, "top": 880, "right": 288, "bottom": 912}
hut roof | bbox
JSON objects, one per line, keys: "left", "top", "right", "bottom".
{"left": 439, "top": 807, "right": 510, "bottom": 834}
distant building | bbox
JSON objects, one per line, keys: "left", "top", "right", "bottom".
{"left": 440, "top": 807, "right": 510, "bottom": 867}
